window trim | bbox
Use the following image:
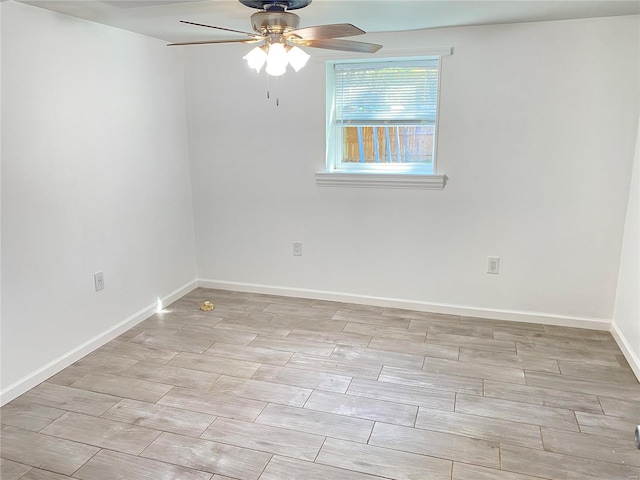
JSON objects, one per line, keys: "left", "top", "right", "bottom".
{"left": 315, "top": 171, "right": 447, "bottom": 189}
{"left": 317, "top": 47, "right": 452, "bottom": 189}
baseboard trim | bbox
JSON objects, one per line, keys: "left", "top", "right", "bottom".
{"left": 198, "top": 279, "right": 611, "bottom": 330}
{"left": 0, "top": 280, "right": 198, "bottom": 406}
{"left": 611, "top": 322, "right": 640, "bottom": 381}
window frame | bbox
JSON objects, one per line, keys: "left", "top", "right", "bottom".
{"left": 317, "top": 48, "right": 451, "bottom": 189}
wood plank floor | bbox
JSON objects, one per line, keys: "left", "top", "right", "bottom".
{"left": 2, "top": 288, "right": 639, "bottom": 480}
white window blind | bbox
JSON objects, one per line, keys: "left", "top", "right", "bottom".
{"left": 334, "top": 59, "right": 439, "bottom": 126}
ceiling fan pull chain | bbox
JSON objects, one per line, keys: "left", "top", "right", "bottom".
{"left": 266, "top": 72, "right": 271, "bottom": 99}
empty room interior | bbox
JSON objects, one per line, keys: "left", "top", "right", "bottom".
{"left": 2, "top": 0, "right": 640, "bottom": 479}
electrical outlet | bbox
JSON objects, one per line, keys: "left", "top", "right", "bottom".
{"left": 293, "top": 242, "right": 302, "bottom": 256}
{"left": 94, "top": 271, "right": 105, "bottom": 291}
{"left": 487, "top": 257, "right": 500, "bottom": 274}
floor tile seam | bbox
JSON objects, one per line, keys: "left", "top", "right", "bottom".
{"left": 136, "top": 438, "right": 247, "bottom": 477}
{"left": 336, "top": 343, "right": 428, "bottom": 358}
{"left": 253, "top": 425, "right": 372, "bottom": 446}
{"left": 551, "top": 368, "right": 640, "bottom": 386}
{"left": 539, "top": 424, "right": 640, "bottom": 449}
{"left": 31, "top": 413, "right": 69, "bottom": 434}
{"left": 1, "top": 422, "right": 136, "bottom": 458}
{"left": 7, "top": 395, "right": 123, "bottom": 418}
{"left": 455, "top": 393, "right": 580, "bottom": 418}
{"left": 326, "top": 354, "right": 426, "bottom": 370}
{"left": 212, "top": 373, "right": 315, "bottom": 392}
{"left": 524, "top": 372, "right": 640, "bottom": 396}
{"left": 178, "top": 352, "right": 263, "bottom": 369}
{"left": 375, "top": 378, "right": 482, "bottom": 397}
{"left": 97, "top": 345, "right": 181, "bottom": 364}
{"left": 158, "top": 388, "right": 270, "bottom": 414}
{"left": 484, "top": 379, "right": 603, "bottom": 400}
{"left": 453, "top": 461, "right": 552, "bottom": 480}
{"left": 364, "top": 343, "right": 453, "bottom": 358}
{"left": 139, "top": 429, "right": 275, "bottom": 458}
{"left": 128, "top": 341, "right": 213, "bottom": 355}
{"left": 197, "top": 429, "right": 320, "bottom": 463}
{"left": 312, "top": 450, "right": 444, "bottom": 479}
{"left": 79, "top": 368, "right": 202, "bottom": 391}
{"left": 515, "top": 340, "right": 618, "bottom": 363}
{"left": 285, "top": 358, "right": 384, "bottom": 376}
{"left": 425, "top": 343, "right": 510, "bottom": 357}
{"left": 40, "top": 412, "right": 166, "bottom": 450}
{"left": 366, "top": 427, "right": 498, "bottom": 467}
{"left": 254, "top": 452, "right": 276, "bottom": 480}
{"left": 68, "top": 445, "right": 104, "bottom": 478}
{"left": 246, "top": 340, "right": 340, "bottom": 355}
{"left": 501, "top": 442, "right": 640, "bottom": 472}
{"left": 558, "top": 356, "right": 638, "bottom": 370}
{"left": 68, "top": 377, "right": 174, "bottom": 402}
{"left": 423, "top": 340, "right": 517, "bottom": 354}
{"left": 330, "top": 434, "right": 457, "bottom": 464}
{"left": 534, "top": 452, "right": 640, "bottom": 471}
{"left": 252, "top": 362, "right": 355, "bottom": 380}
{"left": 210, "top": 411, "right": 336, "bottom": 445}
{"left": 426, "top": 330, "right": 516, "bottom": 342}
{"left": 115, "top": 368, "right": 222, "bottom": 390}
{"left": 414, "top": 417, "right": 547, "bottom": 449}
{"left": 335, "top": 320, "right": 414, "bottom": 331}
{"left": 457, "top": 349, "right": 565, "bottom": 367}
{"left": 266, "top": 455, "right": 394, "bottom": 480}
{"left": 350, "top": 386, "right": 457, "bottom": 407}
{"left": 205, "top": 342, "right": 296, "bottom": 357}
{"left": 422, "top": 358, "right": 528, "bottom": 378}
{"left": 454, "top": 413, "right": 580, "bottom": 434}
{"left": 384, "top": 365, "right": 512, "bottom": 388}
{"left": 593, "top": 395, "right": 632, "bottom": 418}
{"left": 310, "top": 436, "right": 329, "bottom": 463}
{"left": 1, "top": 399, "right": 69, "bottom": 417}
{"left": 334, "top": 388, "right": 426, "bottom": 412}
{"left": 98, "top": 399, "right": 216, "bottom": 438}
{"left": 203, "top": 389, "right": 309, "bottom": 408}
{"left": 4, "top": 463, "right": 35, "bottom": 480}
{"left": 300, "top": 401, "right": 418, "bottom": 427}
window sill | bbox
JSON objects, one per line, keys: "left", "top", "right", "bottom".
{"left": 315, "top": 172, "right": 447, "bottom": 189}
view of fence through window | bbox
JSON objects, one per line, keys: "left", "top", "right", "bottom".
{"left": 342, "top": 125, "right": 435, "bottom": 165}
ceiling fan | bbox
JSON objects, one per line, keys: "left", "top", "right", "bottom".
{"left": 168, "top": 0, "right": 382, "bottom": 77}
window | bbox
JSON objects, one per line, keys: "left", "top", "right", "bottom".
{"left": 318, "top": 56, "right": 446, "bottom": 189}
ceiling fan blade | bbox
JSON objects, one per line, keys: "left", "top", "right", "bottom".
{"left": 167, "top": 38, "right": 262, "bottom": 47}
{"left": 287, "top": 23, "right": 365, "bottom": 40}
{"left": 299, "top": 38, "right": 382, "bottom": 54}
{"left": 179, "top": 20, "right": 262, "bottom": 38}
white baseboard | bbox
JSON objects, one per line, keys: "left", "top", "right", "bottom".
{"left": 611, "top": 322, "right": 640, "bottom": 381}
{"left": 0, "top": 280, "right": 198, "bottom": 406}
{"left": 2, "top": 277, "right": 623, "bottom": 406}
{"left": 198, "top": 279, "right": 612, "bottom": 330}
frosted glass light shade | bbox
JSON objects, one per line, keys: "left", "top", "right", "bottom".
{"left": 287, "top": 46, "right": 310, "bottom": 72}
{"left": 266, "top": 43, "right": 288, "bottom": 77}
{"left": 243, "top": 46, "right": 267, "bottom": 72}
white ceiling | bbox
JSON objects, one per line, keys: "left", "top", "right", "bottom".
{"left": 16, "top": 0, "right": 640, "bottom": 44}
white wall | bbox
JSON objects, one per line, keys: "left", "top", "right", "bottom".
{"left": 612, "top": 120, "right": 640, "bottom": 378}
{"left": 2, "top": 5, "right": 638, "bottom": 402}
{"left": 185, "top": 16, "right": 639, "bottom": 325}
{"left": 1, "top": 1, "right": 197, "bottom": 399}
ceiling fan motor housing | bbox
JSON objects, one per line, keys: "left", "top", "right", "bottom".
{"left": 251, "top": 11, "right": 300, "bottom": 35}
{"left": 240, "top": 0, "right": 311, "bottom": 11}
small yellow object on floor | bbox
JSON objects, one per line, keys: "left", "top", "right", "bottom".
{"left": 200, "top": 301, "right": 215, "bottom": 311}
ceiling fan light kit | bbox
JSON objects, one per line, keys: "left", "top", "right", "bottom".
{"left": 170, "top": 0, "right": 382, "bottom": 79}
